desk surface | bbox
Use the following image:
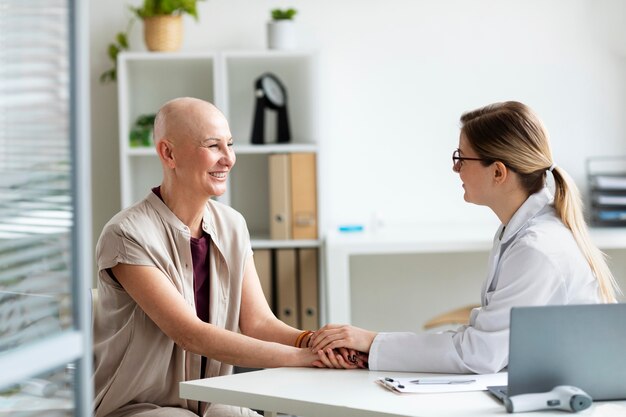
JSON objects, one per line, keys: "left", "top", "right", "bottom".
{"left": 179, "top": 368, "right": 626, "bottom": 417}
{"left": 326, "top": 225, "right": 626, "bottom": 253}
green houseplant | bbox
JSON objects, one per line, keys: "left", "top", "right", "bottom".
{"left": 100, "top": 0, "right": 204, "bottom": 84}
{"left": 271, "top": 8, "right": 297, "bottom": 20}
{"left": 129, "top": 114, "right": 157, "bottom": 147}
{"left": 132, "top": 0, "right": 201, "bottom": 19}
{"left": 100, "top": 24, "right": 132, "bottom": 84}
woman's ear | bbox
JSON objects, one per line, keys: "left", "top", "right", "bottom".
{"left": 493, "top": 161, "right": 508, "bottom": 184}
{"left": 156, "top": 139, "right": 176, "bottom": 169}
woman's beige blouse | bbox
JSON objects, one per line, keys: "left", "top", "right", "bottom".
{"left": 93, "top": 192, "right": 252, "bottom": 416}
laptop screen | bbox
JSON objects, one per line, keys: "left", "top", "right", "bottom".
{"left": 507, "top": 303, "right": 626, "bottom": 400}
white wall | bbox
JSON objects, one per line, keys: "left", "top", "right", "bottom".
{"left": 90, "top": 0, "right": 626, "bottom": 233}
{"left": 89, "top": 1, "right": 626, "bottom": 321}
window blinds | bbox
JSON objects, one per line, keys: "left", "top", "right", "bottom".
{"left": 0, "top": 0, "right": 74, "bottom": 352}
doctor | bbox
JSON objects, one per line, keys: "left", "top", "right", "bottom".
{"left": 310, "top": 101, "right": 620, "bottom": 374}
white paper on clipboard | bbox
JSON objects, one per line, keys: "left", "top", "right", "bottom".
{"left": 376, "top": 373, "right": 507, "bottom": 394}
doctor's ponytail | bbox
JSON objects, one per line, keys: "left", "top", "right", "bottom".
{"left": 550, "top": 166, "right": 618, "bottom": 302}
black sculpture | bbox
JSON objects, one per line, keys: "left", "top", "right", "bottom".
{"left": 251, "top": 73, "right": 291, "bottom": 144}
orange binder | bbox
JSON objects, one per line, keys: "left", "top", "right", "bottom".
{"left": 254, "top": 249, "right": 273, "bottom": 309}
{"left": 290, "top": 153, "right": 317, "bottom": 239}
{"left": 268, "top": 154, "right": 292, "bottom": 240}
{"left": 275, "top": 248, "right": 299, "bottom": 328}
{"left": 298, "top": 248, "right": 319, "bottom": 329}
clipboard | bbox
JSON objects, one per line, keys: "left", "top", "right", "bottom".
{"left": 376, "top": 373, "right": 507, "bottom": 394}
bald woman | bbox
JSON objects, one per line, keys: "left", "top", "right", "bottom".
{"left": 93, "top": 98, "right": 334, "bottom": 417}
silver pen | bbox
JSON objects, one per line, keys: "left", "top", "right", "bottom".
{"left": 410, "top": 378, "right": 476, "bottom": 385}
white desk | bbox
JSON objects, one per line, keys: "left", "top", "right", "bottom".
{"left": 324, "top": 225, "right": 626, "bottom": 323}
{"left": 179, "top": 368, "right": 626, "bottom": 417}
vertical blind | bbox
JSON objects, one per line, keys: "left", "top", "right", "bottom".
{"left": 0, "top": 0, "right": 73, "bottom": 352}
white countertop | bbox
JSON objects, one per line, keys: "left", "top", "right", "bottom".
{"left": 326, "top": 224, "right": 626, "bottom": 253}
{"left": 180, "top": 367, "right": 626, "bottom": 417}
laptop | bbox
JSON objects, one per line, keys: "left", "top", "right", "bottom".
{"left": 488, "top": 303, "right": 626, "bottom": 402}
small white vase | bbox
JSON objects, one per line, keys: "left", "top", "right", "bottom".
{"left": 267, "top": 20, "right": 296, "bottom": 50}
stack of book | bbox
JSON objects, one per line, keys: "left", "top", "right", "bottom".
{"left": 588, "top": 157, "right": 626, "bottom": 227}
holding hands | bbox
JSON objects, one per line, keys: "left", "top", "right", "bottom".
{"left": 306, "top": 324, "right": 378, "bottom": 369}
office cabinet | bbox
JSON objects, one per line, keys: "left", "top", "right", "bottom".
{"left": 587, "top": 157, "right": 626, "bottom": 227}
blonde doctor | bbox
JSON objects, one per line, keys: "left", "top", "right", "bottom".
{"left": 310, "top": 101, "right": 620, "bottom": 374}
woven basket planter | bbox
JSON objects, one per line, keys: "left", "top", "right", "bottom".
{"left": 143, "top": 15, "right": 183, "bottom": 52}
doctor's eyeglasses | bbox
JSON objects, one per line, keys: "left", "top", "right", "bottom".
{"left": 452, "top": 149, "right": 488, "bottom": 172}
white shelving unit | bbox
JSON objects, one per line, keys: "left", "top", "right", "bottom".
{"left": 117, "top": 50, "right": 324, "bottom": 323}
{"left": 117, "top": 50, "right": 322, "bottom": 245}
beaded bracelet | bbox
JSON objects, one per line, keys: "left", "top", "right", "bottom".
{"left": 294, "top": 330, "right": 313, "bottom": 348}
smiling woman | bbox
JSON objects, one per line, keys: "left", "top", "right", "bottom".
{"left": 454, "top": 133, "right": 501, "bottom": 207}
{"left": 154, "top": 99, "right": 236, "bottom": 205}
{"left": 308, "top": 100, "right": 620, "bottom": 376}
{"left": 92, "top": 97, "right": 330, "bottom": 417}
{"left": 458, "top": 101, "right": 619, "bottom": 302}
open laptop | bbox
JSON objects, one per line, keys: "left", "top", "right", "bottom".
{"left": 488, "top": 303, "right": 626, "bottom": 402}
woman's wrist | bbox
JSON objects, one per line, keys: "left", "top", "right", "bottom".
{"left": 364, "top": 330, "right": 378, "bottom": 353}
{"left": 290, "top": 343, "right": 318, "bottom": 367}
{"left": 302, "top": 331, "right": 313, "bottom": 348}
{"left": 294, "top": 330, "right": 313, "bottom": 348}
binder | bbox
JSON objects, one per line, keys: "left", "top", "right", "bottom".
{"left": 298, "top": 248, "right": 319, "bottom": 329}
{"left": 290, "top": 153, "right": 318, "bottom": 239}
{"left": 254, "top": 249, "right": 273, "bottom": 309}
{"left": 275, "top": 249, "right": 299, "bottom": 327}
{"left": 269, "top": 154, "right": 292, "bottom": 239}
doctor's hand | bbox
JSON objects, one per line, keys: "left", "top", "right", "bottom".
{"left": 309, "top": 324, "right": 377, "bottom": 354}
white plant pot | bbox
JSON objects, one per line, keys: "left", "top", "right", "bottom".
{"left": 267, "top": 20, "right": 296, "bottom": 50}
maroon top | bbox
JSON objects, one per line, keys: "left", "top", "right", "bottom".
{"left": 152, "top": 187, "right": 210, "bottom": 377}
{"left": 190, "top": 234, "right": 211, "bottom": 323}
{"left": 152, "top": 186, "right": 211, "bottom": 322}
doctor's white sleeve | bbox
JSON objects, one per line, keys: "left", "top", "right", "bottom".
{"left": 368, "top": 242, "right": 565, "bottom": 374}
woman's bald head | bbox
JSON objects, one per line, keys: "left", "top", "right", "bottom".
{"left": 153, "top": 97, "right": 228, "bottom": 146}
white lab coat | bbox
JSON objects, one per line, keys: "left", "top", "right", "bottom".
{"left": 368, "top": 188, "right": 601, "bottom": 374}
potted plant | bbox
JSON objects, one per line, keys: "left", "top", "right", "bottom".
{"left": 267, "top": 8, "right": 297, "bottom": 50}
{"left": 100, "top": 0, "right": 204, "bottom": 84}
{"left": 129, "top": 114, "right": 157, "bottom": 147}
{"left": 134, "top": 0, "right": 203, "bottom": 52}
{"left": 100, "top": 27, "right": 131, "bottom": 84}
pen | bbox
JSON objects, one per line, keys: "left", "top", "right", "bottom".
{"left": 410, "top": 379, "right": 476, "bottom": 385}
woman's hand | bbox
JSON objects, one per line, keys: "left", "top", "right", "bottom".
{"left": 313, "top": 348, "right": 369, "bottom": 369}
{"left": 309, "top": 324, "right": 377, "bottom": 354}
{"left": 296, "top": 346, "right": 326, "bottom": 367}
